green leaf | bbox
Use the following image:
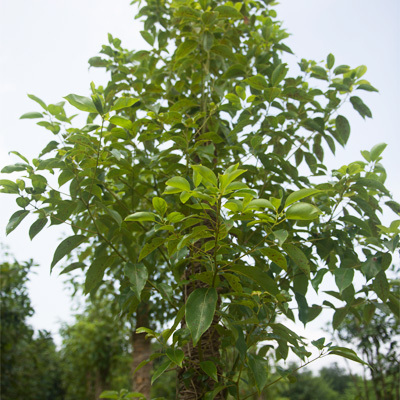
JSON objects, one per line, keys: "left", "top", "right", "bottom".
{"left": 327, "top": 53, "right": 335, "bottom": 69}
{"left": 357, "top": 83, "right": 378, "bottom": 92}
{"left": 336, "top": 115, "right": 351, "bottom": 145}
{"left": 138, "top": 237, "right": 165, "bottom": 261}
{"left": 259, "top": 248, "right": 287, "bottom": 271}
{"left": 248, "top": 354, "right": 268, "bottom": 393}
{"left": 285, "top": 202, "right": 321, "bottom": 220}
{"left": 125, "top": 262, "right": 148, "bottom": 300}
{"left": 51, "top": 235, "right": 87, "bottom": 271}
{"left": 282, "top": 244, "right": 310, "bottom": 277}
{"left": 0, "top": 179, "right": 20, "bottom": 194}
{"left": 245, "top": 75, "right": 269, "bottom": 91}
{"left": 153, "top": 197, "right": 167, "bottom": 216}
{"left": 140, "top": 30, "right": 155, "bottom": 46}
{"left": 334, "top": 268, "right": 354, "bottom": 292}
{"left": 1, "top": 163, "right": 30, "bottom": 173}
{"left": 64, "top": 94, "right": 97, "bottom": 113}
{"left": 372, "top": 270, "right": 389, "bottom": 302}
{"left": 6, "top": 210, "right": 29, "bottom": 235}
{"left": 20, "top": 112, "right": 43, "bottom": 119}
{"left": 200, "top": 361, "right": 218, "bottom": 382}
{"left": 229, "top": 265, "right": 279, "bottom": 295}
{"left": 109, "top": 115, "right": 133, "bottom": 130}
{"left": 191, "top": 165, "right": 218, "bottom": 187}
{"left": 29, "top": 217, "right": 48, "bottom": 240}
{"left": 350, "top": 96, "right": 372, "bottom": 119}
{"left": 214, "top": 5, "right": 242, "bottom": 19}
{"left": 166, "top": 176, "right": 191, "bottom": 192}
{"left": 84, "top": 255, "right": 116, "bottom": 294}
{"left": 264, "top": 87, "right": 281, "bottom": 102}
{"left": 27, "top": 94, "right": 47, "bottom": 110}
{"left": 274, "top": 229, "right": 288, "bottom": 246}
{"left": 166, "top": 348, "right": 184, "bottom": 367}
{"left": 125, "top": 212, "right": 156, "bottom": 222}
{"left": 151, "top": 358, "right": 172, "bottom": 384}
{"left": 202, "top": 31, "right": 214, "bottom": 51}
{"left": 328, "top": 346, "right": 368, "bottom": 366}
{"left": 176, "top": 40, "right": 197, "bottom": 59}
{"left": 59, "top": 262, "right": 85, "bottom": 275}
{"left": 111, "top": 97, "right": 139, "bottom": 111}
{"left": 332, "top": 307, "right": 348, "bottom": 329}
{"left": 285, "top": 188, "right": 321, "bottom": 207}
{"left": 186, "top": 288, "right": 218, "bottom": 346}
{"left": 271, "top": 63, "right": 288, "bottom": 86}
{"left": 369, "top": 143, "right": 387, "bottom": 161}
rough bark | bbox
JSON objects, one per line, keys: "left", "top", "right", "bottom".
{"left": 132, "top": 304, "right": 152, "bottom": 399}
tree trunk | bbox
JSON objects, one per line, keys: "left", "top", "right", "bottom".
{"left": 177, "top": 260, "right": 225, "bottom": 400}
{"left": 132, "top": 304, "right": 152, "bottom": 399}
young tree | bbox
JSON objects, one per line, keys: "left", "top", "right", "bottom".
{"left": 1, "top": 0, "right": 399, "bottom": 398}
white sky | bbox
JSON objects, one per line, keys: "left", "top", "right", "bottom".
{"left": 0, "top": 0, "right": 399, "bottom": 372}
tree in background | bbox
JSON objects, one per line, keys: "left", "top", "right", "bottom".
{"left": 335, "top": 272, "right": 400, "bottom": 400}
{"left": 1, "top": 0, "right": 400, "bottom": 398}
{"left": 60, "top": 293, "right": 132, "bottom": 400}
{"left": 0, "top": 250, "right": 64, "bottom": 400}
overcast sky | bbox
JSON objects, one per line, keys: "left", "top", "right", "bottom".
{"left": 0, "top": 0, "right": 399, "bottom": 369}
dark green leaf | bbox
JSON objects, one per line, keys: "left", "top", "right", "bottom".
{"left": 327, "top": 53, "right": 335, "bottom": 69}
{"left": 84, "top": 255, "right": 116, "bottom": 294}
{"left": 372, "top": 270, "right": 389, "bottom": 302}
{"left": 50, "top": 235, "right": 87, "bottom": 271}
{"left": 176, "top": 40, "right": 197, "bottom": 59}
{"left": 271, "top": 63, "right": 288, "bottom": 86}
{"left": 29, "top": 217, "right": 48, "bottom": 240}
{"left": 0, "top": 179, "right": 20, "bottom": 194}
{"left": 350, "top": 96, "right": 372, "bottom": 119}
{"left": 328, "top": 346, "right": 368, "bottom": 365}
{"left": 357, "top": 83, "right": 378, "bottom": 92}
{"left": 166, "top": 348, "right": 184, "bottom": 367}
{"left": 140, "top": 30, "right": 154, "bottom": 46}
{"left": 151, "top": 358, "right": 172, "bottom": 384}
{"left": 229, "top": 265, "right": 279, "bottom": 295}
{"left": 335, "top": 115, "right": 351, "bottom": 145}
{"left": 186, "top": 288, "right": 218, "bottom": 346}
{"left": 245, "top": 75, "right": 269, "bottom": 91}
{"left": 282, "top": 244, "right": 310, "bottom": 277}
{"left": 285, "top": 188, "right": 321, "bottom": 207}
{"left": 248, "top": 354, "right": 268, "bottom": 393}
{"left": 332, "top": 307, "right": 348, "bottom": 329}
{"left": 138, "top": 237, "right": 165, "bottom": 261}
{"left": 334, "top": 268, "right": 354, "bottom": 292}
{"left": 1, "top": 163, "right": 30, "bottom": 173}
{"left": 125, "top": 262, "right": 148, "bottom": 300}
{"left": 200, "top": 361, "right": 218, "bottom": 382}
{"left": 259, "top": 247, "right": 287, "bottom": 270}
{"left": 6, "top": 210, "right": 29, "bottom": 235}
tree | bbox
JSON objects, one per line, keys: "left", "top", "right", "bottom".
{"left": 0, "top": 250, "right": 64, "bottom": 400}
{"left": 335, "top": 274, "right": 400, "bottom": 400}
{"left": 1, "top": 0, "right": 399, "bottom": 398}
{"left": 60, "top": 295, "right": 132, "bottom": 400}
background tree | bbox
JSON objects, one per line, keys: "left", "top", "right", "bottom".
{"left": 0, "top": 250, "right": 64, "bottom": 400}
{"left": 335, "top": 273, "right": 400, "bottom": 400}
{"left": 1, "top": 0, "right": 399, "bottom": 399}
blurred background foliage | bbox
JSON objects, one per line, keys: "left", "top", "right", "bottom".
{"left": 1, "top": 250, "right": 398, "bottom": 400}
